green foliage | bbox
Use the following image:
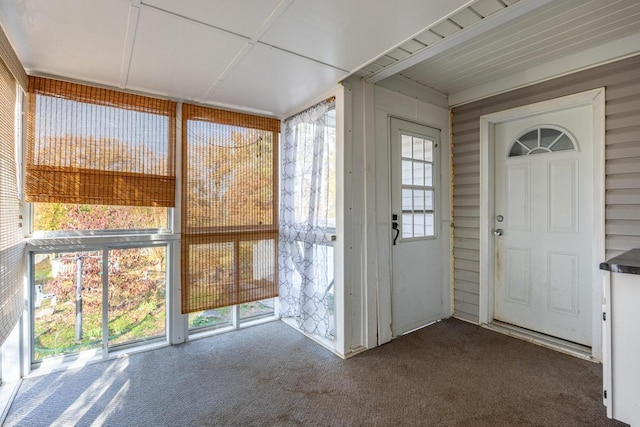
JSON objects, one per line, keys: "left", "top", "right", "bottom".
{"left": 188, "top": 306, "right": 233, "bottom": 329}
{"left": 33, "top": 203, "right": 167, "bottom": 232}
{"left": 33, "top": 248, "right": 167, "bottom": 361}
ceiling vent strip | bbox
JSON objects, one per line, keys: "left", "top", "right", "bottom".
{"left": 351, "top": 0, "right": 514, "bottom": 81}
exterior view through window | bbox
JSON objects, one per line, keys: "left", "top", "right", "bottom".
{"left": 26, "top": 77, "right": 176, "bottom": 365}
{"left": 32, "top": 247, "right": 166, "bottom": 362}
{"left": 32, "top": 203, "right": 168, "bottom": 233}
{"left": 26, "top": 78, "right": 281, "bottom": 366}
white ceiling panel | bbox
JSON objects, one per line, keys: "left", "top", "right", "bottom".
{"left": 3, "top": 0, "right": 637, "bottom": 116}
{"left": 0, "top": 0, "right": 130, "bottom": 85}
{"left": 208, "top": 43, "right": 346, "bottom": 116}
{"left": 260, "top": 0, "right": 472, "bottom": 71}
{"left": 140, "top": 0, "right": 283, "bottom": 38}
{"left": 126, "top": 6, "right": 248, "bottom": 101}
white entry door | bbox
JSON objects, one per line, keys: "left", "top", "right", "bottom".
{"left": 390, "top": 118, "right": 442, "bottom": 336}
{"left": 493, "top": 105, "right": 593, "bottom": 346}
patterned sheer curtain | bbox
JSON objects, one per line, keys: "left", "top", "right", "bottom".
{"left": 279, "top": 98, "right": 336, "bottom": 340}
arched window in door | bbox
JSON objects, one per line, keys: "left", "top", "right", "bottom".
{"left": 508, "top": 126, "right": 577, "bottom": 157}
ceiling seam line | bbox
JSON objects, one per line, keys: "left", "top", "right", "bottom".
{"left": 119, "top": 3, "right": 141, "bottom": 88}
{"left": 249, "top": 0, "right": 296, "bottom": 42}
{"left": 255, "top": 41, "right": 349, "bottom": 73}
{"left": 138, "top": 1, "right": 348, "bottom": 73}
{"left": 200, "top": 42, "right": 256, "bottom": 102}
{"left": 138, "top": 2, "right": 252, "bottom": 43}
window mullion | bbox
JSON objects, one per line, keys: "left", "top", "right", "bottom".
{"left": 101, "top": 248, "right": 109, "bottom": 359}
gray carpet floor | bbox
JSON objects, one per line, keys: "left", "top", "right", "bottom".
{"left": 4, "top": 318, "right": 626, "bottom": 427}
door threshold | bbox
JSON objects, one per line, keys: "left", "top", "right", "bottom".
{"left": 484, "top": 321, "right": 595, "bottom": 361}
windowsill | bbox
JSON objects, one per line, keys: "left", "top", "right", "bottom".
{"left": 27, "top": 339, "right": 170, "bottom": 379}
{"left": 27, "top": 316, "right": 281, "bottom": 379}
{"left": 187, "top": 315, "right": 280, "bottom": 342}
{"left": 27, "top": 232, "right": 179, "bottom": 250}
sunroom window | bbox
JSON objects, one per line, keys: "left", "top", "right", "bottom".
{"left": 25, "top": 77, "right": 176, "bottom": 366}
{"left": 181, "top": 104, "right": 280, "bottom": 331}
{"left": 26, "top": 77, "right": 176, "bottom": 235}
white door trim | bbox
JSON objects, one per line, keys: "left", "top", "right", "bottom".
{"left": 479, "top": 88, "right": 605, "bottom": 360}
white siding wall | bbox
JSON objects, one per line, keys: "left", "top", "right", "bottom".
{"left": 451, "top": 55, "right": 640, "bottom": 323}
{"left": 348, "top": 80, "right": 451, "bottom": 347}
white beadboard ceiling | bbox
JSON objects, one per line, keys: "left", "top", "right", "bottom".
{"left": 389, "top": 0, "right": 640, "bottom": 105}
{"left": 1, "top": 0, "right": 639, "bottom": 115}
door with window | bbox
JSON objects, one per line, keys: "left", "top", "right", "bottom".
{"left": 493, "top": 104, "right": 593, "bottom": 346}
{"left": 390, "top": 118, "right": 442, "bottom": 336}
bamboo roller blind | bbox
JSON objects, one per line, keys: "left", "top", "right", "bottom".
{"left": 26, "top": 77, "right": 177, "bottom": 207}
{"left": 181, "top": 103, "right": 280, "bottom": 313}
{"left": 0, "top": 60, "right": 25, "bottom": 346}
{"left": 0, "top": 25, "right": 27, "bottom": 89}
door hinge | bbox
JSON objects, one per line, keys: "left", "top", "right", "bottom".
{"left": 602, "top": 312, "right": 606, "bottom": 321}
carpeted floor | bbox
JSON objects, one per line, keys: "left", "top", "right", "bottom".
{"left": 4, "top": 318, "right": 626, "bottom": 426}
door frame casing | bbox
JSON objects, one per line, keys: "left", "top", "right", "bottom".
{"left": 478, "top": 88, "right": 605, "bottom": 360}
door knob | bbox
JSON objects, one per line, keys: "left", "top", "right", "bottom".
{"left": 493, "top": 229, "right": 504, "bottom": 236}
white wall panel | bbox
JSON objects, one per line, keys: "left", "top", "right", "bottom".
{"left": 348, "top": 82, "right": 451, "bottom": 346}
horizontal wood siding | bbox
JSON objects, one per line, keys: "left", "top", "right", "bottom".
{"left": 451, "top": 55, "right": 640, "bottom": 323}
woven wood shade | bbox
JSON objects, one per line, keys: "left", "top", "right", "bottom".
{"left": 0, "top": 25, "right": 27, "bottom": 89}
{"left": 181, "top": 104, "right": 280, "bottom": 313}
{"left": 0, "top": 60, "right": 25, "bottom": 346}
{"left": 26, "top": 77, "right": 177, "bottom": 207}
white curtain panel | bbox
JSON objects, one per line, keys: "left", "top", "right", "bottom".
{"left": 279, "top": 99, "right": 335, "bottom": 340}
